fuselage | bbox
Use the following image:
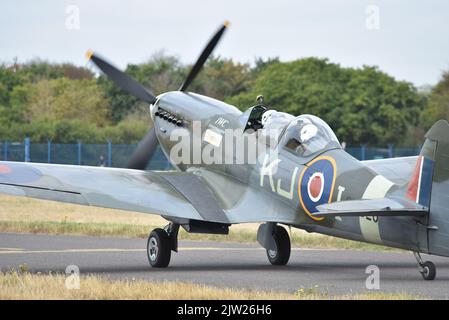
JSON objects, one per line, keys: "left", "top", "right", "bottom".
{"left": 151, "top": 91, "right": 428, "bottom": 253}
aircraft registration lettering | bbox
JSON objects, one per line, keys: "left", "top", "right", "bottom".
{"left": 259, "top": 155, "right": 297, "bottom": 200}
{"left": 365, "top": 216, "right": 378, "bottom": 223}
{"left": 260, "top": 155, "right": 337, "bottom": 213}
{"left": 259, "top": 155, "right": 281, "bottom": 192}
{"left": 277, "top": 167, "right": 298, "bottom": 200}
{"left": 337, "top": 185, "right": 345, "bottom": 201}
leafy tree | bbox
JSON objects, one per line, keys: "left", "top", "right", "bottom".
{"left": 1, "top": 60, "right": 96, "bottom": 127}
{"left": 189, "top": 56, "right": 252, "bottom": 101}
{"left": 101, "top": 119, "right": 149, "bottom": 144}
{"left": 340, "top": 66, "right": 423, "bottom": 145}
{"left": 51, "top": 79, "right": 110, "bottom": 126}
{"left": 13, "top": 59, "right": 93, "bottom": 83}
{"left": 250, "top": 57, "right": 280, "bottom": 81}
{"left": 0, "top": 56, "right": 429, "bottom": 146}
{"left": 0, "top": 63, "right": 23, "bottom": 106}
{"left": 420, "top": 71, "right": 449, "bottom": 129}
{"left": 22, "top": 78, "right": 110, "bottom": 126}
{"left": 0, "top": 119, "right": 148, "bottom": 144}
{"left": 0, "top": 85, "right": 29, "bottom": 124}
{"left": 58, "top": 63, "right": 94, "bottom": 80}
{"left": 227, "top": 58, "right": 424, "bottom": 145}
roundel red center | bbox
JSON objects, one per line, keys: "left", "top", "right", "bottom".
{"left": 309, "top": 175, "right": 322, "bottom": 199}
{"left": 0, "top": 165, "right": 11, "bottom": 174}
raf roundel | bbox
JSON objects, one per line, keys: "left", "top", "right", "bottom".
{"left": 298, "top": 156, "right": 337, "bottom": 221}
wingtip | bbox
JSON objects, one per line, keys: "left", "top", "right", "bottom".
{"left": 85, "top": 49, "right": 94, "bottom": 60}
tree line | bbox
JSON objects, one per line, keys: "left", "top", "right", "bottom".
{"left": 0, "top": 53, "right": 447, "bottom": 146}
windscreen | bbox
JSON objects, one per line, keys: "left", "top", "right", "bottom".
{"left": 280, "top": 115, "right": 340, "bottom": 157}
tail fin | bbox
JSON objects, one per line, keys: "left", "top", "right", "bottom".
{"left": 406, "top": 138, "right": 436, "bottom": 208}
{"left": 414, "top": 120, "right": 449, "bottom": 256}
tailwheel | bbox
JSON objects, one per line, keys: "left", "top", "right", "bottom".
{"left": 413, "top": 252, "right": 436, "bottom": 280}
{"left": 266, "top": 225, "right": 291, "bottom": 266}
{"left": 420, "top": 261, "right": 436, "bottom": 281}
{"left": 147, "top": 228, "right": 172, "bottom": 268}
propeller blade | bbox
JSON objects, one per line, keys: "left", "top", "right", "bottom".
{"left": 127, "top": 128, "right": 159, "bottom": 170}
{"left": 86, "top": 50, "right": 157, "bottom": 104}
{"left": 179, "top": 21, "right": 229, "bottom": 92}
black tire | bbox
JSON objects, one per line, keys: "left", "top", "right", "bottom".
{"left": 266, "top": 225, "right": 291, "bottom": 266}
{"left": 147, "top": 228, "right": 171, "bottom": 268}
{"left": 421, "top": 261, "right": 436, "bottom": 280}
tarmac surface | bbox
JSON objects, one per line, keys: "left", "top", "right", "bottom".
{"left": 1, "top": 232, "right": 449, "bottom": 298}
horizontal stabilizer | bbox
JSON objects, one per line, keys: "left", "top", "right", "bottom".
{"left": 314, "top": 197, "right": 428, "bottom": 218}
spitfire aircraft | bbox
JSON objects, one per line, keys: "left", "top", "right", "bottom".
{"left": 1, "top": 22, "right": 448, "bottom": 281}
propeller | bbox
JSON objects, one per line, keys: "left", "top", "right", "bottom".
{"left": 86, "top": 50, "right": 157, "bottom": 104}
{"left": 86, "top": 51, "right": 159, "bottom": 169}
{"left": 179, "top": 21, "right": 229, "bottom": 92}
{"left": 127, "top": 128, "right": 158, "bottom": 170}
{"left": 87, "top": 21, "right": 229, "bottom": 170}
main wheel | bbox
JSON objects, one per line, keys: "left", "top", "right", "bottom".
{"left": 420, "top": 261, "right": 436, "bottom": 280}
{"left": 147, "top": 228, "right": 171, "bottom": 268}
{"left": 266, "top": 225, "right": 291, "bottom": 266}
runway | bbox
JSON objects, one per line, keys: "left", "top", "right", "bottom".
{"left": 1, "top": 232, "right": 449, "bottom": 299}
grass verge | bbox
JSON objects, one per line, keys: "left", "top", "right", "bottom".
{"left": 0, "top": 219, "right": 398, "bottom": 251}
{"left": 0, "top": 271, "right": 419, "bottom": 300}
{"left": 0, "top": 194, "right": 401, "bottom": 251}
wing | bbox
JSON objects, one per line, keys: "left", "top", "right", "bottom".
{"left": 0, "top": 161, "right": 299, "bottom": 226}
{"left": 362, "top": 156, "right": 418, "bottom": 185}
{"left": 0, "top": 161, "right": 230, "bottom": 223}
{"left": 314, "top": 197, "right": 428, "bottom": 218}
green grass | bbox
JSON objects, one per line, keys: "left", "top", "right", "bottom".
{"left": 0, "top": 220, "right": 400, "bottom": 251}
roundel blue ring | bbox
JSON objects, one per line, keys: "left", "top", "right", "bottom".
{"left": 298, "top": 156, "right": 337, "bottom": 221}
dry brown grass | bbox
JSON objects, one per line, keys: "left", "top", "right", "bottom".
{"left": 0, "top": 194, "right": 259, "bottom": 231}
{"left": 0, "top": 195, "right": 165, "bottom": 226}
{"left": 0, "top": 272, "right": 419, "bottom": 300}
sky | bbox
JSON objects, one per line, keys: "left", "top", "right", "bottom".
{"left": 1, "top": 0, "right": 448, "bottom": 87}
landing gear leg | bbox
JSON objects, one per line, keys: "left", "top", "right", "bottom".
{"left": 147, "top": 223, "right": 179, "bottom": 268}
{"left": 413, "top": 252, "right": 436, "bottom": 280}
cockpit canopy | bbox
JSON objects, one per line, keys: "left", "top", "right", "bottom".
{"left": 280, "top": 115, "right": 341, "bottom": 158}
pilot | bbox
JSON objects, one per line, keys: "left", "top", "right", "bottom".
{"left": 261, "top": 109, "right": 276, "bottom": 127}
{"left": 261, "top": 109, "right": 294, "bottom": 130}
{"left": 285, "top": 118, "right": 318, "bottom": 155}
{"left": 300, "top": 122, "right": 318, "bottom": 141}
